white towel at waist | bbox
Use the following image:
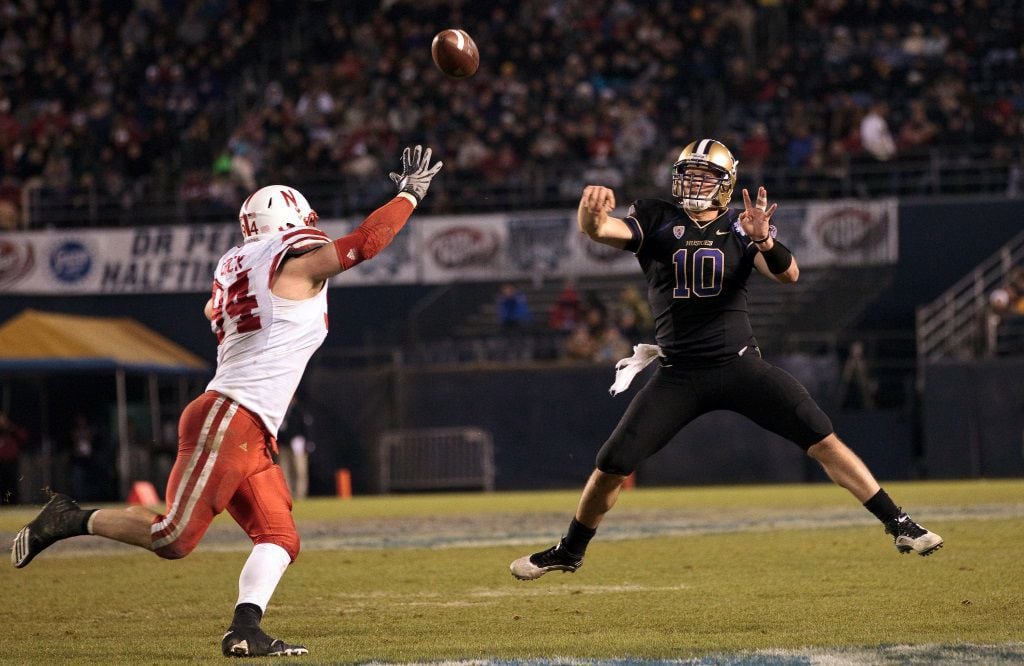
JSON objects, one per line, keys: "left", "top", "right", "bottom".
{"left": 609, "top": 344, "right": 665, "bottom": 396}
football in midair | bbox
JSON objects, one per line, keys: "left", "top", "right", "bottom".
{"left": 431, "top": 29, "right": 479, "bottom": 79}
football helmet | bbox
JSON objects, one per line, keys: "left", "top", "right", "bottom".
{"left": 238, "top": 185, "right": 319, "bottom": 242}
{"left": 671, "top": 139, "right": 738, "bottom": 213}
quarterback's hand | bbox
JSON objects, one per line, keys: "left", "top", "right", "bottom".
{"left": 739, "top": 187, "right": 778, "bottom": 246}
{"left": 581, "top": 185, "right": 610, "bottom": 216}
{"left": 389, "top": 145, "right": 443, "bottom": 204}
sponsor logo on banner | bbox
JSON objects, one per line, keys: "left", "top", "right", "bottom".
{"left": 427, "top": 226, "right": 499, "bottom": 268}
{"left": 0, "top": 239, "right": 34, "bottom": 287}
{"left": 506, "top": 216, "right": 569, "bottom": 271}
{"left": 814, "top": 207, "right": 886, "bottom": 252}
{"left": 49, "top": 240, "right": 92, "bottom": 283}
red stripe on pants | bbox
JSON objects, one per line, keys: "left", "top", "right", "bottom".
{"left": 150, "top": 392, "right": 298, "bottom": 560}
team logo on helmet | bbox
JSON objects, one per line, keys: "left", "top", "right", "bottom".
{"left": 238, "top": 185, "right": 319, "bottom": 242}
{"left": 671, "top": 139, "right": 739, "bottom": 213}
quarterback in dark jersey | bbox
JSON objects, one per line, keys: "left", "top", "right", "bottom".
{"left": 511, "top": 139, "right": 942, "bottom": 581}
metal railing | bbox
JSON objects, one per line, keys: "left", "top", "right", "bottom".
{"left": 20, "top": 147, "right": 1022, "bottom": 229}
{"left": 377, "top": 427, "right": 495, "bottom": 493}
{"left": 916, "top": 229, "right": 1024, "bottom": 362}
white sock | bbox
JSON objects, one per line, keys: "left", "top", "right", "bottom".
{"left": 236, "top": 543, "right": 291, "bottom": 612}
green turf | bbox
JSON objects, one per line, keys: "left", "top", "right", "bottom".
{"left": 2, "top": 478, "right": 1021, "bottom": 529}
{"left": 1, "top": 479, "right": 1022, "bottom": 664}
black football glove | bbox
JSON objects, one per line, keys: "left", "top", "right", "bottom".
{"left": 389, "top": 145, "right": 443, "bottom": 204}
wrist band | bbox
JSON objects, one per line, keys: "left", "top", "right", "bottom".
{"left": 761, "top": 240, "right": 793, "bottom": 274}
{"left": 750, "top": 224, "right": 777, "bottom": 244}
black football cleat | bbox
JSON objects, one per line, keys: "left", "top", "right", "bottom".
{"left": 510, "top": 540, "right": 584, "bottom": 580}
{"left": 885, "top": 511, "right": 943, "bottom": 556}
{"left": 221, "top": 625, "right": 308, "bottom": 657}
{"left": 11, "top": 493, "right": 92, "bottom": 568}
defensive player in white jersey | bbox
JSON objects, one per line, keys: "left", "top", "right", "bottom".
{"left": 11, "top": 145, "right": 443, "bottom": 657}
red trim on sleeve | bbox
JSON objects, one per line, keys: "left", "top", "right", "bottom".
{"left": 283, "top": 228, "right": 330, "bottom": 253}
{"left": 283, "top": 227, "right": 329, "bottom": 244}
{"left": 268, "top": 249, "right": 287, "bottom": 288}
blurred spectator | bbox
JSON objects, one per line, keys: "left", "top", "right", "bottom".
{"left": 340, "top": 141, "right": 381, "bottom": 180}
{"left": 69, "top": 409, "right": 95, "bottom": 497}
{"left": 482, "top": 144, "right": 523, "bottom": 186}
{"left": 616, "top": 103, "right": 659, "bottom": 172}
{"left": 860, "top": 101, "right": 897, "bottom": 162}
{"left": 530, "top": 124, "right": 570, "bottom": 165}
{"left": 897, "top": 100, "right": 939, "bottom": 158}
{"left": 592, "top": 323, "right": 632, "bottom": 364}
{"left": 786, "top": 122, "right": 817, "bottom": 170}
{"left": 0, "top": 409, "right": 27, "bottom": 504}
{"left": 454, "top": 132, "right": 491, "bottom": 174}
{"left": 984, "top": 267, "right": 1024, "bottom": 357}
{"left": 69, "top": 411, "right": 103, "bottom": 502}
{"left": 0, "top": 176, "right": 20, "bottom": 229}
{"left": 548, "top": 280, "right": 584, "bottom": 334}
{"left": 278, "top": 396, "right": 313, "bottom": 501}
{"left": 614, "top": 284, "right": 654, "bottom": 342}
{"left": 837, "top": 341, "right": 876, "bottom": 410}
{"left": 565, "top": 323, "right": 599, "bottom": 361}
{"left": 497, "top": 282, "right": 533, "bottom": 331}
{"left": 739, "top": 121, "right": 771, "bottom": 188}
{"left": 582, "top": 291, "right": 610, "bottom": 331}
{"left": 581, "top": 147, "right": 624, "bottom": 189}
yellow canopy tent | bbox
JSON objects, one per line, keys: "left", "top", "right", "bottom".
{"left": 0, "top": 309, "right": 209, "bottom": 499}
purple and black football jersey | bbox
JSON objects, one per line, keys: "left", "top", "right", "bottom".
{"left": 622, "top": 199, "right": 760, "bottom": 365}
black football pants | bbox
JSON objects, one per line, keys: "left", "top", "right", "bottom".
{"left": 595, "top": 352, "right": 834, "bottom": 475}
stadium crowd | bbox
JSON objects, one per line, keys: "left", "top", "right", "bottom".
{"left": 0, "top": 0, "right": 1022, "bottom": 228}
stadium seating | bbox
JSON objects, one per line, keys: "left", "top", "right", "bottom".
{"left": 1, "top": 1, "right": 1020, "bottom": 229}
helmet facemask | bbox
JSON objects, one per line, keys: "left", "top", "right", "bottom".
{"left": 238, "top": 185, "right": 319, "bottom": 243}
{"left": 671, "top": 139, "right": 738, "bottom": 213}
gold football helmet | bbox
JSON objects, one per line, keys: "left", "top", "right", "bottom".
{"left": 671, "top": 139, "right": 739, "bottom": 212}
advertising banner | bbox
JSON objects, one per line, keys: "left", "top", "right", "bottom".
{"left": 784, "top": 198, "right": 898, "bottom": 267}
{"left": 0, "top": 200, "right": 898, "bottom": 295}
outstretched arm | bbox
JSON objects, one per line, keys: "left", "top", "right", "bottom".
{"left": 578, "top": 185, "right": 633, "bottom": 250}
{"left": 275, "top": 146, "right": 442, "bottom": 296}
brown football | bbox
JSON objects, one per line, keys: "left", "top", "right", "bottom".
{"left": 431, "top": 29, "right": 479, "bottom": 79}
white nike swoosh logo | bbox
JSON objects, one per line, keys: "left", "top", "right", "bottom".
{"left": 715, "top": 230, "right": 730, "bottom": 235}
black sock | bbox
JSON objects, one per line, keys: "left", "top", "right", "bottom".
{"left": 562, "top": 518, "right": 597, "bottom": 556}
{"left": 231, "top": 603, "right": 263, "bottom": 629}
{"left": 863, "top": 488, "right": 901, "bottom": 524}
{"left": 78, "top": 509, "right": 98, "bottom": 535}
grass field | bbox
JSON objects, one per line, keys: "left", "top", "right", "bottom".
{"left": 1, "top": 479, "right": 1022, "bottom": 664}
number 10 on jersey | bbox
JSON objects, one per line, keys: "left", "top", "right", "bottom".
{"left": 672, "top": 248, "right": 725, "bottom": 298}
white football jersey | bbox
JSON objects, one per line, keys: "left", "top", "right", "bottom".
{"left": 205, "top": 226, "right": 331, "bottom": 436}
